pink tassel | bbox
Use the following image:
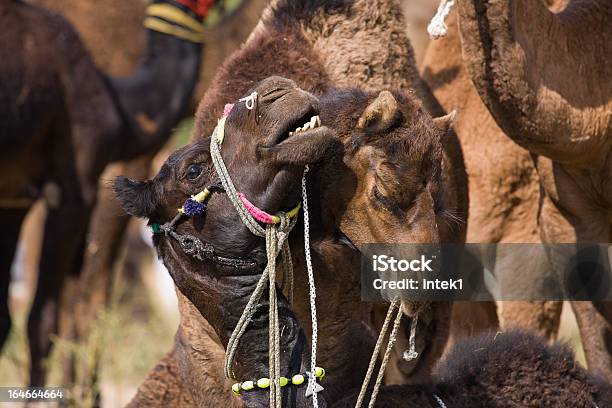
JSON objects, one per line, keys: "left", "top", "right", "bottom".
{"left": 238, "top": 193, "right": 275, "bottom": 224}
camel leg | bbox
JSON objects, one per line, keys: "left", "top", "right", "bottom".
{"left": 27, "top": 182, "right": 93, "bottom": 387}
{"left": 571, "top": 301, "right": 612, "bottom": 379}
{"left": 537, "top": 157, "right": 612, "bottom": 380}
{"left": 0, "top": 208, "right": 29, "bottom": 350}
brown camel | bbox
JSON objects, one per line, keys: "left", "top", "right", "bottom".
{"left": 333, "top": 330, "right": 612, "bottom": 407}
{"left": 117, "top": 1, "right": 467, "bottom": 406}
{"left": 452, "top": 0, "right": 612, "bottom": 380}
{"left": 420, "top": 10, "right": 561, "bottom": 343}
{"left": 115, "top": 76, "right": 339, "bottom": 407}
{"left": 0, "top": 0, "right": 208, "bottom": 386}
{"left": 116, "top": 71, "right": 461, "bottom": 406}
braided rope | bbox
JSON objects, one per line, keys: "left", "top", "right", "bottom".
{"left": 210, "top": 113, "right": 306, "bottom": 408}
{"left": 302, "top": 165, "right": 320, "bottom": 407}
{"left": 355, "top": 300, "right": 399, "bottom": 408}
{"left": 427, "top": 0, "right": 455, "bottom": 39}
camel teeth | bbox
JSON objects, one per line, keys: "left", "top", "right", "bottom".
{"left": 315, "top": 116, "right": 321, "bottom": 127}
{"left": 289, "top": 131, "right": 294, "bottom": 136}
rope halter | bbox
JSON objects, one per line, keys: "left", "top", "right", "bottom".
{"left": 208, "top": 95, "right": 322, "bottom": 407}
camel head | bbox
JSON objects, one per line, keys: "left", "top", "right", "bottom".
{"left": 114, "top": 76, "right": 335, "bottom": 404}
{"left": 319, "top": 89, "right": 457, "bottom": 247}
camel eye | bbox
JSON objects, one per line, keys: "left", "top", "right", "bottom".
{"left": 185, "top": 164, "right": 204, "bottom": 181}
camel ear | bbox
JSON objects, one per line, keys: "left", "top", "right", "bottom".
{"left": 113, "top": 176, "right": 160, "bottom": 218}
{"left": 258, "top": 128, "right": 336, "bottom": 166}
{"left": 433, "top": 110, "right": 457, "bottom": 134}
{"left": 357, "top": 91, "right": 400, "bottom": 131}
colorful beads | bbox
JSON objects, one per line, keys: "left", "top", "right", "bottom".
{"left": 231, "top": 368, "right": 326, "bottom": 396}
{"left": 241, "top": 381, "right": 255, "bottom": 391}
{"left": 314, "top": 367, "right": 325, "bottom": 379}
{"left": 257, "top": 378, "right": 270, "bottom": 389}
{"left": 291, "top": 374, "right": 305, "bottom": 385}
{"left": 232, "top": 383, "right": 241, "bottom": 395}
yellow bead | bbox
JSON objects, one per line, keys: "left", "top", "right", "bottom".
{"left": 232, "top": 383, "right": 241, "bottom": 395}
{"left": 279, "top": 377, "right": 289, "bottom": 387}
{"left": 242, "top": 381, "right": 255, "bottom": 391}
{"left": 314, "top": 367, "right": 325, "bottom": 379}
{"left": 257, "top": 378, "right": 270, "bottom": 389}
{"left": 292, "top": 374, "right": 305, "bottom": 385}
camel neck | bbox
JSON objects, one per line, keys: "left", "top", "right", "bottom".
{"left": 108, "top": 28, "right": 202, "bottom": 161}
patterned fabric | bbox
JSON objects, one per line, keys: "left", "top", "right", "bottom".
{"left": 175, "top": 0, "right": 215, "bottom": 18}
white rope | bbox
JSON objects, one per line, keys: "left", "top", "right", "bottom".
{"left": 239, "top": 91, "right": 258, "bottom": 110}
{"left": 402, "top": 313, "right": 419, "bottom": 361}
{"left": 302, "top": 165, "right": 320, "bottom": 407}
{"left": 355, "top": 300, "right": 402, "bottom": 408}
{"left": 434, "top": 394, "right": 448, "bottom": 408}
{"left": 427, "top": 0, "right": 455, "bottom": 39}
{"left": 211, "top": 104, "right": 319, "bottom": 407}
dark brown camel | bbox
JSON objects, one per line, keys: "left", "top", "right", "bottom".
{"left": 116, "top": 76, "right": 338, "bottom": 407}
{"left": 0, "top": 0, "right": 208, "bottom": 386}
{"left": 452, "top": 0, "right": 612, "bottom": 379}
{"left": 333, "top": 330, "right": 612, "bottom": 407}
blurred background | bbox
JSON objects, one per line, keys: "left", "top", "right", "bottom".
{"left": 0, "top": 0, "right": 583, "bottom": 406}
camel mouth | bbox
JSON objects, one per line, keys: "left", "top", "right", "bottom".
{"left": 288, "top": 115, "right": 322, "bottom": 137}
{"left": 270, "top": 105, "right": 321, "bottom": 145}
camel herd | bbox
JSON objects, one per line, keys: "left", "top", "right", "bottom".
{"left": 1, "top": 0, "right": 611, "bottom": 407}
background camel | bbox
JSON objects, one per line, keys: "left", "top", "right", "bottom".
{"left": 0, "top": 0, "right": 206, "bottom": 387}
{"left": 453, "top": 0, "right": 612, "bottom": 380}
{"left": 17, "top": 0, "right": 268, "bottom": 397}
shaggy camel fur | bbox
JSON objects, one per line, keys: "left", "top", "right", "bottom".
{"left": 0, "top": 0, "right": 203, "bottom": 386}
{"left": 123, "top": 2, "right": 466, "bottom": 405}
{"left": 455, "top": 0, "right": 612, "bottom": 380}
{"left": 334, "top": 330, "right": 612, "bottom": 407}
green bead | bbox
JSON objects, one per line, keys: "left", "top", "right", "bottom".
{"left": 152, "top": 223, "right": 160, "bottom": 234}
{"left": 314, "top": 367, "right": 325, "bottom": 379}
{"left": 242, "top": 381, "right": 255, "bottom": 391}
{"left": 232, "top": 383, "right": 241, "bottom": 395}
{"left": 292, "top": 374, "right": 305, "bottom": 385}
{"left": 279, "top": 377, "right": 289, "bottom": 387}
{"left": 257, "top": 378, "right": 270, "bottom": 389}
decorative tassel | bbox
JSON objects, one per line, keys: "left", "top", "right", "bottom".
{"left": 183, "top": 198, "right": 207, "bottom": 216}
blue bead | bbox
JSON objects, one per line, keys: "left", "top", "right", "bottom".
{"left": 183, "top": 199, "right": 207, "bottom": 217}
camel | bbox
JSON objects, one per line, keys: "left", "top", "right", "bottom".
{"left": 116, "top": 71, "right": 461, "bottom": 406}
{"left": 0, "top": 0, "right": 209, "bottom": 386}
{"left": 420, "top": 9, "right": 561, "bottom": 343}
{"left": 333, "top": 330, "right": 612, "bottom": 407}
{"left": 450, "top": 0, "right": 612, "bottom": 380}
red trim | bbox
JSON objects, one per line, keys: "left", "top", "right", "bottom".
{"left": 175, "top": 0, "right": 215, "bottom": 18}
